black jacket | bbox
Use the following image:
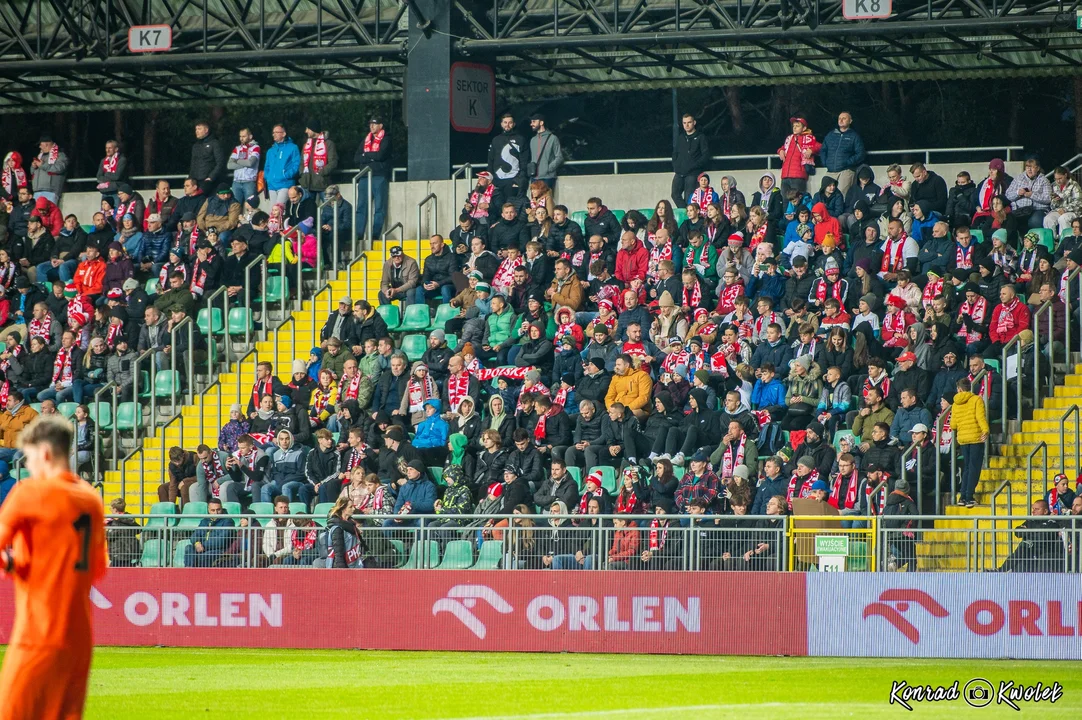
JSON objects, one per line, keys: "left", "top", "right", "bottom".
{"left": 536, "top": 410, "right": 572, "bottom": 448}
{"left": 190, "top": 135, "right": 227, "bottom": 186}
{"left": 583, "top": 209, "right": 621, "bottom": 246}
{"left": 505, "top": 445, "right": 544, "bottom": 487}
{"left": 354, "top": 132, "right": 393, "bottom": 178}
{"left": 946, "top": 181, "right": 977, "bottom": 227}
{"left": 910, "top": 172, "right": 948, "bottom": 216}
{"left": 422, "top": 345, "right": 453, "bottom": 385}
{"left": 305, "top": 446, "right": 342, "bottom": 486}
{"left": 221, "top": 251, "right": 261, "bottom": 293}
{"left": 421, "top": 245, "right": 457, "bottom": 288}
{"left": 576, "top": 370, "right": 611, "bottom": 406}
{"left": 474, "top": 448, "right": 508, "bottom": 494}
{"left": 571, "top": 409, "right": 604, "bottom": 446}
{"left": 351, "top": 311, "right": 389, "bottom": 348}
{"left": 673, "top": 131, "right": 710, "bottom": 177}
{"left": 487, "top": 130, "right": 527, "bottom": 186}
{"left": 499, "top": 476, "right": 532, "bottom": 514}
{"left": 489, "top": 216, "right": 530, "bottom": 253}
{"left": 320, "top": 311, "right": 357, "bottom": 344}
{"left": 533, "top": 474, "right": 580, "bottom": 511}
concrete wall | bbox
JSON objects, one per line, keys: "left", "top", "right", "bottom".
{"left": 57, "top": 161, "right": 983, "bottom": 239}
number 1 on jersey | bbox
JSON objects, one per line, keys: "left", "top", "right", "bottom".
{"left": 73, "top": 514, "right": 91, "bottom": 571}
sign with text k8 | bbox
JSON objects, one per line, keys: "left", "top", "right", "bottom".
{"left": 0, "top": 570, "right": 806, "bottom": 655}
{"left": 843, "top": 0, "right": 892, "bottom": 20}
{"left": 808, "top": 574, "right": 1082, "bottom": 659}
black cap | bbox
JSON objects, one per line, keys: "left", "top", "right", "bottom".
{"left": 806, "top": 421, "right": 825, "bottom": 437}
{"left": 561, "top": 372, "right": 575, "bottom": 386}
{"left": 38, "top": 133, "right": 53, "bottom": 143}
{"left": 407, "top": 459, "right": 427, "bottom": 474}
{"left": 116, "top": 182, "right": 133, "bottom": 195}
{"left": 588, "top": 358, "right": 606, "bottom": 371}
{"left": 503, "top": 463, "right": 520, "bottom": 476}
{"left": 245, "top": 194, "right": 260, "bottom": 208}
{"left": 369, "top": 115, "right": 383, "bottom": 125}
{"left": 529, "top": 112, "right": 546, "bottom": 123}
{"left": 307, "top": 118, "right": 323, "bottom": 134}
{"left": 792, "top": 256, "right": 807, "bottom": 267}
{"left": 14, "top": 276, "right": 29, "bottom": 289}
{"left": 216, "top": 183, "right": 232, "bottom": 195}
{"left": 1070, "top": 249, "right": 1082, "bottom": 265}
{"left": 181, "top": 211, "right": 196, "bottom": 223}
{"left": 864, "top": 461, "right": 881, "bottom": 473}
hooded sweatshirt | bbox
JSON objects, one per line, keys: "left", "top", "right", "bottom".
{"left": 413, "top": 398, "right": 450, "bottom": 449}
{"left": 266, "top": 431, "right": 308, "bottom": 486}
{"left": 812, "top": 200, "right": 842, "bottom": 248}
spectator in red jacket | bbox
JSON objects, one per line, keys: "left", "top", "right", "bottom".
{"left": 32, "top": 196, "right": 63, "bottom": 237}
{"left": 606, "top": 515, "right": 641, "bottom": 570}
{"left": 777, "top": 116, "right": 822, "bottom": 197}
{"left": 811, "top": 201, "right": 842, "bottom": 249}
{"left": 984, "top": 284, "right": 1030, "bottom": 359}
{"left": 72, "top": 245, "right": 106, "bottom": 299}
{"left": 615, "top": 230, "right": 648, "bottom": 284}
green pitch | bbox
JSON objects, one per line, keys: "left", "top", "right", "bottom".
{"left": 5, "top": 647, "right": 1082, "bottom": 718}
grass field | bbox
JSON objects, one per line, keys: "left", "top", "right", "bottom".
{"left": 2, "top": 648, "right": 1076, "bottom": 719}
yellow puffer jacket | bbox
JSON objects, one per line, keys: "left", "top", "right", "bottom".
{"left": 604, "top": 367, "right": 654, "bottom": 412}
{"left": 951, "top": 391, "right": 989, "bottom": 445}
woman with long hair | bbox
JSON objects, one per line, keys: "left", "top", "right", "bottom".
{"left": 324, "top": 495, "right": 366, "bottom": 568}
{"left": 821, "top": 327, "right": 854, "bottom": 380}
{"left": 646, "top": 199, "right": 678, "bottom": 242}
{"left": 526, "top": 180, "right": 554, "bottom": 223}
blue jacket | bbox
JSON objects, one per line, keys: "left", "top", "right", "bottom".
{"left": 819, "top": 128, "right": 866, "bottom": 173}
{"left": 891, "top": 405, "right": 933, "bottom": 446}
{"left": 264, "top": 138, "right": 301, "bottom": 191}
{"left": 751, "top": 476, "right": 788, "bottom": 515}
{"left": 783, "top": 218, "right": 815, "bottom": 250}
{"left": 745, "top": 272, "right": 786, "bottom": 304}
{"left": 812, "top": 190, "right": 845, "bottom": 219}
{"left": 751, "top": 340, "right": 794, "bottom": 379}
{"left": 910, "top": 210, "right": 942, "bottom": 247}
{"left": 413, "top": 399, "right": 450, "bottom": 449}
{"left": 142, "top": 228, "right": 172, "bottom": 263}
{"left": 319, "top": 198, "right": 354, "bottom": 242}
{"left": 192, "top": 516, "right": 236, "bottom": 553}
{"left": 393, "top": 477, "right": 437, "bottom": 514}
{"left": 751, "top": 378, "right": 787, "bottom": 410}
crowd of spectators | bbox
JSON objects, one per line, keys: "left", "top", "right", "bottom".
{"left": 3, "top": 110, "right": 1079, "bottom": 571}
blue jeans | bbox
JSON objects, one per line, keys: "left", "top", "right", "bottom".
{"left": 260, "top": 483, "right": 282, "bottom": 503}
{"left": 15, "top": 387, "right": 40, "bottom": 402}
{"left": 507, "top": 344, "right": 524, "bottom": 366}
{"left": 1026, "top": 210, "right": 1047, "bottom": 229}
{"left": 412, "top": 284, "right": 454, "bottom": 306}
{"left": 232, "top": 181, "right": 257, "bottom": 204}
{"left": 75, "top": 381, "right": 103, "bottom": 404}
{"left": 34, "top": 191, "right": 57, "bottom": 203}
{"left": 355, "top": 175, "right": 388, "bottom": 240}
{"left": 281, "top": 481, "right": 314, "bottom": 508}
{"left": 36, "top": 386, "right": 76, "bottom": 403}
{"left": 552, "top": 553, "right": 592, "bottom": 569}
{"left": 0, "top": 448, "right": 21, "bottom": 464}
{"left": 36, "top": 259, "right": 77, "bottom": 284}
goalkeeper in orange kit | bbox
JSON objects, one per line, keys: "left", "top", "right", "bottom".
{"left": 0, "top": 415, "right": 107, "bottom": 719}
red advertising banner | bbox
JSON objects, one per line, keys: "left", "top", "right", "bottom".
{"left": 0, "top": 570, "right": 807, "bottom": 656}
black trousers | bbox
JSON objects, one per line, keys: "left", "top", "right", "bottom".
{"left": 671, "top": 174, "right": 697, "bottom": 209}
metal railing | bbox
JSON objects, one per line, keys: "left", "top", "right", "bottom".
{"left": 969, "top": 368, "right": 990, "bottom": 468}
{"left": 1065, "top": 265, "right": 1082, "bottom": 356}
{"left": 351, "top": 166, "right": 373, "bottom": 257}
{"left": 347, "top": 252, "right": 369, "bottom": 305}
{"left": 451, "top": 162, "right": 473, "bottom": 219}
{"left": 415, "top": 192, "right": 436, "bottom": 260}
{"left": 310, "top": 283, "right": 333, "bottom": 341}
{"left": 1031, "top": 299, "right": 1055, "bottom": 398}
{"left": 1025, "top": 441, "right": 1048, "bottom": 512}
{"left": 899, "top": 441, "right": 924, "bottom": 515}
{"left": 204, "top": 286, "right": 230, "bottom": 376}
{"left": 380, "top": 221, "right": 404, "bottom": 263}
{"left": 315, "top": 197, "right": 341, "bottom": 276}
{"left": 91, "top": 382, "right": 117, "bottom": 491}
{"left": 1059, "top": 405, "right": 1080, "bottom": 476}
{"left": 168, "top": 317, "right": 195, "bottom": 408}
{"left": 1001, "top": 333, "right": 1023, "bottom": 436}
{"left": 243, "top": 253, "right": 268, "bottom": 346}
{"left": 198, "top": 380, "right": 223, "bottom": 450}
{"left": 934, "top": 409, "right": 955, "bottom": 515}
{"left": 235, "top": 348, "right": 260, "bottom": 409}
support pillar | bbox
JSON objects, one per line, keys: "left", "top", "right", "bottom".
{"left": 405, "top": 0, "right": 451, "bottom": 181}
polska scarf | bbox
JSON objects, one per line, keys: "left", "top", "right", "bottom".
{"left": 922, "top": 276, "right": 944, "bottom": 309}
{"left": 0, "top": 344, "right": 22, "bottom": 373}
{"left": 291, "top": 526, "right": 318, "bottom": 550}
{"left": 862, "top": 374, "right": 891, "bottom": 402}
{"left": 686, "top": 242, "right": 712, "bottom": 269}
{"left": 937, "top": 409, "right": 953, "bottom": 451}
{"left": 342, "top": 372, "right": 362, "bottom": 401}
{"left": 447, "top": 371, "right": 472, "bottom": 413}
{"left": 106, "top": 321, "right": 124, "bottom": 349}
{"left": 968, "top": 371, "right": 992, "bottom": 400}
{"left": 101, "top": 153, "right": 118, "bottom": 175}
{"left": 955, "top": 243, "right": 974, "bottom": 270}
{"left": 577, "top": 487, "right": 602, "bottom": 515}
{"left": 516, "top": 381, "right": 550, "bottom": 413}
{"left": 956, "top": 297, "right": 986, "bottom": 344}
{"left": 716, "top": 282, "right": 744, "bottom": 314}
{"left": 201, "top": 453, "right": 227, "bottom": 497}
{"left": 28, "top": 314, "right": 52, "bottom": 344}
{"left": 682, "top": 281, "right": 702, "bottom": 308}
{"left": 0, "top": 262, "right": 15, "bottom": 289}
{"left": 648, "top": 240, "right": 673, "bottom": 284}
{"left": 866, "top": 480, "right": 888, "bottom": 515}
{"left": 690, "top": 187, "right": 716, "bottom": 211}
{"left": 648, "top": 518, "right": 668, "bottom": 550}
{"left": 995, "top": 299, "right": 1019, "bottom": 336}
{"left": 829, "top": 468, "right": 861, "bottom": 510}
{"left": 190, "top": 255, "right": 212, "bottom": 297}
{"left": 786, "top": 469, "right": 819, "bottom": 509}
{"left": 364, "top": 130, "right": 385, "bottom": 154}
{"left": 115, "top": 199, "right": 138, "bottom": 224}
{"left": 882, "top": 310, "right": 911, "bottom": 347}
{"left": 406, "top": 374, "right": 439, "bottom": 413}
{"left": 51, "top": 346, "right": 74, "bottom": 386}
{"left": 880, "top": 234, "right": 908, "bottom": 273}
{"left": 301, "top": 135, "right": 328, "bottom": 173}
{"left": 755, "top": 312, "right": 783, "bottom": 338}
{"left": 493, "top": 256, "right": 522, "bottom": 290}
{"left": 534, "top": 406, "right": 559, "bottom": 444}
{"left": 2, "top": 165, "right": 25, "bottom": 192}
{"left": 251, "top": 378, "right": 273, "bottom": 410}
{"left": 42, "top": 144, "right": 60, "bottom": 165}
{"left": 468, "top": 184, "right": 496, "bottom": 219}
{"left": 749, "top": 222, "right": 769, "bottom": 249}
{"left": 721, "top": 434, "right": 746, "bottom": 479}
{"left": 66, "top": 295, "right": 91, "bottom": 329}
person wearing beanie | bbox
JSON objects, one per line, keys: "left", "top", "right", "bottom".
{"left": 421, "top": 329, "right": 453, "bottom": 386}
{"left": 217, "top": 402, "right": 251, "bottom": 454}
{"left": 882, "top": 475, "right": 918, "bottom": 570}
{"left": 298, "top": 119, "right": 337, "bottom": 194}
{"left": 576, "top": 355, "right": 612, "bottom": 407}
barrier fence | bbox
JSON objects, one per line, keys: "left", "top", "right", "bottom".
{"left": 103, "top": 512, "right": 1082, "bottom": 575}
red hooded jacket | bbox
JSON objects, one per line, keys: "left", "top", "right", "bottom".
{"left": 33, "top": 196, "right": 64, "bottom": 236}
{"left": 615, "top": 238, "right": 649, "bottom": 284}
{"left": 778, "top": 129, "right": 822, "bottom": 181}
{"left": 812, "top": 201, "right": 842, "bottom": 249}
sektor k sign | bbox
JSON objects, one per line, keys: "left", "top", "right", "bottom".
{"left": 450, "top": 62, "right": 495, "bottom": 134}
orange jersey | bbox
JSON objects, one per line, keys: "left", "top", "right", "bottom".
{"left": 0, "top": 471, "right": 107, "bottom": 649}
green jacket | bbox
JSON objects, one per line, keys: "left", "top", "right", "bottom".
{"left": 358, "top": 352, "right": 382, "bottom": 381}
{"left": 483, "top": 308, "right": 516, "bottom": 349}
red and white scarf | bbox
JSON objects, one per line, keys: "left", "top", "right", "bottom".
{"left": 232, "top": 141, "right": 260, "bottom": 162}
{"left": 955, "top": 243, "right": 974, "bottom": 270}
{"left": 686, "top": 243, "right": 712, "bottom": 269}
{"left": 968, "top": 371, "right": 992, "bottom": 401}
{"left": 862, "top": 375, "right": 890, "bottom": 402}
{"left": 251, "top": 378, "right": 273, "bottom": 410}
{"left": 577, "top": 488, "right": 603, "bottom": 515}
{"left": 310, "top": 384, "right": 334, "bottom": 418}
{"left": 468, "top": 184, "right": 496, "bottom": 219}
{"left": 291, "top": 527, "right": 318, "bottom": 550}
{"left": 534, "top": 407, "right": 559, "bottom": 444}
{"left": 616, "top": 488, "right": 640, "bottom": 514}
{"left": 755, "top": 312, "right": 782, "bottom": 338}
{"left": 0, "top": 262, "right": 15, "bottom": 289}
{"left": 882, "top": 310, "right": 911, "bottom": 347}
{"left": 41, "top": 144, "right": 60, "bottom": 165}
{"left": 202, "top": 453, "right": 227, "bottom": 497}
{"left": 346, "top": 447, "right": 366, "bottom": 471}
{"left": 956, "top": 297, "right": 987, "bottom": 343}
{"left": 190, "top": 259, "right": 210, "bottom": 297}
{"left": 880, "top": 234, "right": 908, "bottom": 273}
{"left": 648, "top": 240, "right": 673, "bottom": 284}
{"left": 183, "top": 226, "right": 202, "bottom": 256}
{"left": 922, "top": 276, "right": 944, "bottom": 309}
{"left": 786, "top": 469, "right": 819, "bottom": 509}
{"left": 51, "top": 346, "right": 74, "bottom": 386}
{"left": 101, "top": 153, "right": 118, "bottom": 175}
{"left": 716, "top": 283, "right": 744, "bottom": 314}
{"left": 471, "top": 364, "right": 533, "bottom": 382}
{"left": 516, "top": 381, "right": 550, "bottom": 413}
{"left": 721, "top": 434, "right": 746, "bottom": 479}
{"left": 552, "top": 385, "right": 569, "bottom": 411}
{"left": 406, "top": 375, "right": 439, "bottom": 413}
{"left": 749, "top": 222, "right": 769, "bottom": 249}
{"left": 493, "top": 256, "right": 522, "bottom": 289}
{"left": 662, "top": 349, "right": 689, "bottom": 374}
{"left": 27, "top": 314, "right": 52, "bottom": 343}
{"left": 978, "top": 180, "right": 996, "bottom": 212}
{"left": 232, "top": 450, "right": 258, "bottom": 489}
{"left": 67, "top": 296, "right": 91, "bottom": 329}
{"left": 0, "top": 345, "right": 22, "bottom": 373}
{"left": 115, "top": 198, "right": 138, "bottom": 224}
{"left": 829, "top": 468, "right": 861, "bottom": 510}
{"left": 364, "top": 130, "right": 385, "bottom": 154}
{"left": 648, "top": 518, "right": 668, "bottom": 551}
{"left": 710, "top": 344, "right": 741, "bottom": 377}
{"left": 301, "top": 135, "right": 328, "bottom": 173}
{"left": 2, "top": 165, "right": 26, "bottom": 192}
{"left": 0, "top": 380, "right": 9, "bottom": 408}
{"left": 995, "top": 299, "right": 1019, "bottom": 337}
{"left": 866, "top": 480, "right": 888, "bottom": 516}
{"left": 682, "top": 281, "right": 702, "bottom": 309}
{"left": 106, "top": 321, "right": 124, "bottom": 349}
{"left": 690, "top": 187, "right": 715, "bottom": 211}
{"left": 813, "top": 278, "right": 844, "bottom": 305}
{"left": 342, "top": 372, "right": 362, "bottom": 401}
{"left": 447, "top": 371, "right": 472, "bottom": 413}
{"left": 937, "top": 410, "right": 953, "bottom": 451}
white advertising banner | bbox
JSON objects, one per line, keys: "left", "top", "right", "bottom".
{"left": 807, "top": 573, "right": 1082, "bottom": 659}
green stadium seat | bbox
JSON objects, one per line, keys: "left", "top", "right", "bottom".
{"left": 611, "top": 209, "right": 625, "bottom": 223}
{"left": 570, "top": 210, "right": 587, "bottom": 228}
{"left": 153, "top": 370, "right": 182, "bottom": 399}
{"left": 312, "top": 502, "right": 335, "bottom": 526}
{"left": 57, "top": 402, "right": 78, "bottom": 419}
{"left": 637, "top": 208, "right": 655, "bottom": 220}
{"left": 263, "top": 276, "right": 286, "bottom": 304}
{"left": 137, "top": 371, "right": 152, "bottom": 400}
{"left": 389, "top": 539, "right": 408, "bottom": 567}
{"left": 401, "top": 334, "right": 427, "bottom": 362}
{"left": 87, "top": 401, "right": 112, "bottom": 430}
{"left": 225, "top": 307, "right": 253, "bottom": 335}
{"left": 289, "top": 502, "right": 308, "bottom": 515}
{"left": 173, "top": 539, "right": 190, "bottom": 567}
{"left": 223, "top": 501, "right": 242, "bottom": 516}
{"left": 673, "top": 207, "right": 688, "bottom": 225}
{"left": 445, "top": 333, "right": 457, "bottom": 350}
{"left": 1034, "top": 228, "right": 1055, "bottom": 254}
{"left": 145, "top": 502, "right": 178, "bottom": 529}
{"left": 674, "top": 466, "right": 686, "bottom": 480}
{"left": 196, "top": 307, "right": 224, "bottom": 336}
{"left": 249, "top": 502, "right": 274, "bottom": 516}
{"left": 983, "top": 358, "right": 1001, "bottom": 373}
{"left": 848, "top": 540, "right": 870, "bottom": 571}
{"left": 376, "top": 303, "right": 401, "bottom": 330}
{"left": 140, "top": 539, "right": 169, "bottom": 568}
{"left": 403, "top": 540, "right": 440, "bottom": 569}
{"left": 145, "top": 277, "right": 159, "bottom": 295}
{"left": 398, "top": 303, "right": 432, "bottom": 332}
{"left": 567, "top": 466, "right": 583, "bottom": 491}
{"left": 431, "top": 303, "right": 458, "bottom": 331}
{"left": 472, "top": 540, "right": 503, "bottom": 569}
{"left": 969, "top": 229, "right": 985, "bottom": 244}
{"left": 177, "top": 502, "right": 209, "bottom": 529}
{"left": 29, "top": 403, "right": 42, "bottom": 414}
{"left": 437, "top": 540, "right": 474, "bottom": 569}
{"left": 428, "top": 466, "right": 444, "bottom": 486}
{"left": 115, "top": 402, "right": 141, "bottom": 432}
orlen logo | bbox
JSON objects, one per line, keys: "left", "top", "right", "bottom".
{"left": 863, "top": 589, "right": 949, "bottom": 643}
{"left": 434, "top": 584, "right": 701, "bottom": 639}
{"left": 90, "top": 587, "right": 282, "bottom": 627}
{"left": 432, "top": 584, "right": 513, "bottom": 639}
